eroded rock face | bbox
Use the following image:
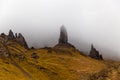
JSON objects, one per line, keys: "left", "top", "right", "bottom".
{"left": 0, "top": 30, "right": 28, "bottom": 49}
{"left": 89, "top": 45, "right": 103, "bottom": 60}
{"left": 16, "top": 33, "right": 28, "bottom": 49}
{"left": 8, "top": 30, "right": 15, "bottom": 39}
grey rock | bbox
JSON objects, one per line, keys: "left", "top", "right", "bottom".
{"left": 8, "top": 30, "right": 15, "bottom": 39}
{"left": 59, "top": 25, "right": 68, "bottom": 44}
{"left": 16, "top": 33, "right": 28, "bottom": 49}
{"left": 89, "top": 44, "right": 103, "bottom": 60}
{"left": 55, "top": 25, "right": 75, "bottom": 48}
{"left": 15, "top": 33, "right": 18, "bottom": 38}
{"left": 0, "top": 30, "right": 28, "bottom": 49}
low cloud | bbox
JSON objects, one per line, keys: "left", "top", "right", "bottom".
{"left": 0, "top": 0, "right": 120, "bottom": 60}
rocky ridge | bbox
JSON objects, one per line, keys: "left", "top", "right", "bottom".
{"left": 0, "top": 30, "right": 28, "bottom": 49}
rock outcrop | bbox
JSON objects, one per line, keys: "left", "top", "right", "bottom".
{"left": 8, "top": 30, "right": 15, "bottom": 39}
{"left": 59, "top": 25, "right": 68, "bottom": 44}
{"left": 0, "top": 30, "right": 28, "bottom": 49}
{"left": 89, "top": 45, "right": 103, "bottom": 60}
{"left": 15, "top": 33, "right": 28, "bottom": 49}
{"left": 55, "top": 25, "right": 75, "bottom": 48}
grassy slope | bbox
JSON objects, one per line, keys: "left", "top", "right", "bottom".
{"left": 0, "top": 37, "right": 120, "bottom": 80}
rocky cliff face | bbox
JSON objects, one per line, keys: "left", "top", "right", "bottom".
{"left": 0, "top": 30, "right": 28, "bottom": 49}
{"left": 89, "top": 45, "right": 103, "bottom": 60}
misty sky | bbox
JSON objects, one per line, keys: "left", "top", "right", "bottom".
{"left": 0, "top": 0, "right": 120, "bottom": 60}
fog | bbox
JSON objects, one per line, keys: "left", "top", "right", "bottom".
{"left": 0, "top": 0, "right": 120, "bottom": 60}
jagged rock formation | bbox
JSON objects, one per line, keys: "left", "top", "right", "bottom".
{"left": 55, "top": 25, "right": 75, "bottom": 48}
{"left": 15, "top": 33, "right": 28, "bottom": 49}
{"left": 89, "top": 45, "right": 103, "bottom": 60}
{"left": 0, "top": 30, "right": 28, "bottom": 49}
{"left": 8, "top": 30, "right": 15, "bottom": 39}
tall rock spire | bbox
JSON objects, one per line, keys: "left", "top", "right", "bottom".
{"left": 16, "top": 33, "right": 28, "bottom": 49}
{"left": 54, "top": 25, "right": 75, "bottom": 48}
{"left": 59, "top": 25, "right": 68, "bottom": 44}
{"left": 8, "top": 29, "right": 15, "bottom": 39}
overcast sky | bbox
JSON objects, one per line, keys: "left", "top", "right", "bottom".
{"left": 0, "top": 0, "right": 120, "bottom": 60}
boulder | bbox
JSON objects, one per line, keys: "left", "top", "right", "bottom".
{"left": 31, "top": 53, "right": 39, "bottom": 59}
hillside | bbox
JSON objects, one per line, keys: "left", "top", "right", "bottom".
{"left": 0, "top": 37, "right": 120, "bottom": 80}
{"left": 0, "top": 37, "right": 105, "bottom": 80}
{"left": 0, "top": 28, "right": 120, "bottom": 80}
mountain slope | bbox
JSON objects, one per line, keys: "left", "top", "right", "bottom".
{"left": 0, "top": 28, "right": 120, "bottom": 80}
{"left": 0, "top": 36, "right": 108, "bottom": 80}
